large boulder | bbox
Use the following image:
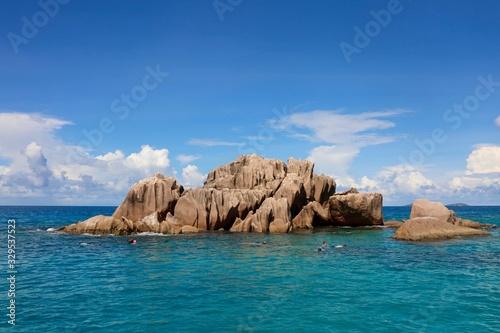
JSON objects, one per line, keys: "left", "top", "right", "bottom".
{"left": 328, "top": 188, "right": 383, "bottom": 226}
{"left": 58, "top": 215, "right": 132, "bottom": 235}
{"left": 204, "top": 154, "right": 287, "bottom": 196}
{"left": 292, "top": 201, "right": 330, "bottom": 229}
{"left": 174, "top": 188, "right": 266, "bottom": 230}
{"left": 392, "top": 217, "right": 489, "bottom": 241}
{"left": 230, "top": 197, "right": 292, "bottom": 233}
{"left": 112, "top": 173, "right": 183, "bottom": 223}
{"left": 410, "top": 199, "right": 456, "bottom": 223}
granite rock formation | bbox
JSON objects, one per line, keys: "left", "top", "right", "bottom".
{"left": 59, "top": 154, "right": 387, "bottom": 235}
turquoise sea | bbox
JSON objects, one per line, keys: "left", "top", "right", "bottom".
{"left": 0, "top": 206, "right": 499, "bottom": 332}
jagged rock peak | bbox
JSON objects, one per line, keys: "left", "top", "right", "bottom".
{"left": 287, "top": 157, "right": 314, "bottom": 179}
{"left": 204, "top": 154, "right": 287, "bottom": 195}
{"left": 112, "top": 173, "right": 183, "bottom": 223}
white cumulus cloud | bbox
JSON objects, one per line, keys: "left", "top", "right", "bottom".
{"left": 0, "top": 112, "right": 180, "bottom": 204}
{"left": 182, "top": 165, "right": 206, "bottom": 188}
{"left": 465, "top": 145, "right": 500, "bottom": 175}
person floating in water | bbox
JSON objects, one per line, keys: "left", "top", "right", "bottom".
{"left": 128, "top": 239, "right": 137, "bottom": 244}
{"left": 318, "top": 240, "right": 328, "bottom": 251}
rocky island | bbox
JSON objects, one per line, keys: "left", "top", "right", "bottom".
{"left": 59, "top": 154, "right": 382, "bottom": 235}
{"left": 59, "top": 154, "right": 493, "bottom": 241}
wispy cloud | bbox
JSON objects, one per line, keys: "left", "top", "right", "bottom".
{"left": 271, "top": 109, "right": 408, "bottom": 147}
{"left": 270, "top": 109, "right": 409, "bottom": 181}
{"left": 176, "top": 154, "right": 201, "bottom": 164}
{"left": 187, "top": 139, "right": 243, "bottom": 147}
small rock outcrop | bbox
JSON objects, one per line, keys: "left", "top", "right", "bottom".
{"left": 59, "top": 215, "right": 132, "bottom": 235}
{"left": 383, "top": 220, "right": 403, "bottom": 229}
{"left": 392, "top": 217, "right": 489, "bottom": 241}
{"left": 328, "top": 189, "right": 383, "bottom": 226}
{"left": 393, "top": 199, "right": 491, "bottom": 241}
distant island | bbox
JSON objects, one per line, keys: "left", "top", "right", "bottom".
{"left": 405, "top": 202, "right": 470, "bottom": 207}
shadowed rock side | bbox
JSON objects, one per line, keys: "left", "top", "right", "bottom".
{"left": 328, "top": 188, "right": 384, "bottom": 226}
{"left": 230, "top": 197, "right": 292, "bottom": 233}
{"left": 173, "top": 188, "right": 266, "bottom": 230}
{"left": 59, "top": 154, "right": 388, "bottom": 235}
{"left": 393, "top": 198, "right": 492, "bottom": 241}
{"left": 292, "top": 201, "right": 330, "bottom": 229}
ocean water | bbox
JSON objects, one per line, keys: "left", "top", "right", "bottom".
{"left": 0, "top": 206, "right": 499, "bottom": 333}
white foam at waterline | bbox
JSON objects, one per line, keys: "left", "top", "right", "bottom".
{"left": 136, "top": 232, "right": 172, "bottom": 237}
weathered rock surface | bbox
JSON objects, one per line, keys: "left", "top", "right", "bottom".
{"left": 285, "top": 158, "right": 336, "bottom": 205}
{"left": 328, "top": 189, "right": 383, "bottom": 226}
{"left": 230, "top": 198, "right": 291, "bottom": 233}
{"left": 204, "top": 154, "right": 287, "bottom": 196}
{"left": 273, "top": 173, "right": 307, "bottom": 217}
{"left": 384, "top": 220, "right": 404, "bottom": 229}
{"left": 180, "top": 225, "right": 200, "bottom": 234}
{"left": 409, "top": 199, "right": 456, "bottom": 223}
{"left": 112, "top": 173, "right": 183, "bottom": 223}
{"left": 392, "top": 217, "right": 489, "bottom": 241}
{"left": 135, "top": 211, "right": 182, "bottom": 234}
{"left": 58, "top": 215, "right": 132, "bottom": 235}
{"left": 174, "top": 188, "right": 266, "bottom": 230}
{"left": 292, "top": 201, "right": 330, "bottom": 229}
{"left": 451, "top": 218, "right": 497, "bottom": 229}
{"left": 312, "top": 173, "right": 336, "bottom": 205}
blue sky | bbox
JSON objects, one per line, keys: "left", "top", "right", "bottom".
{"left": 1, "top": 0, "right": 499, "bottom": 205}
